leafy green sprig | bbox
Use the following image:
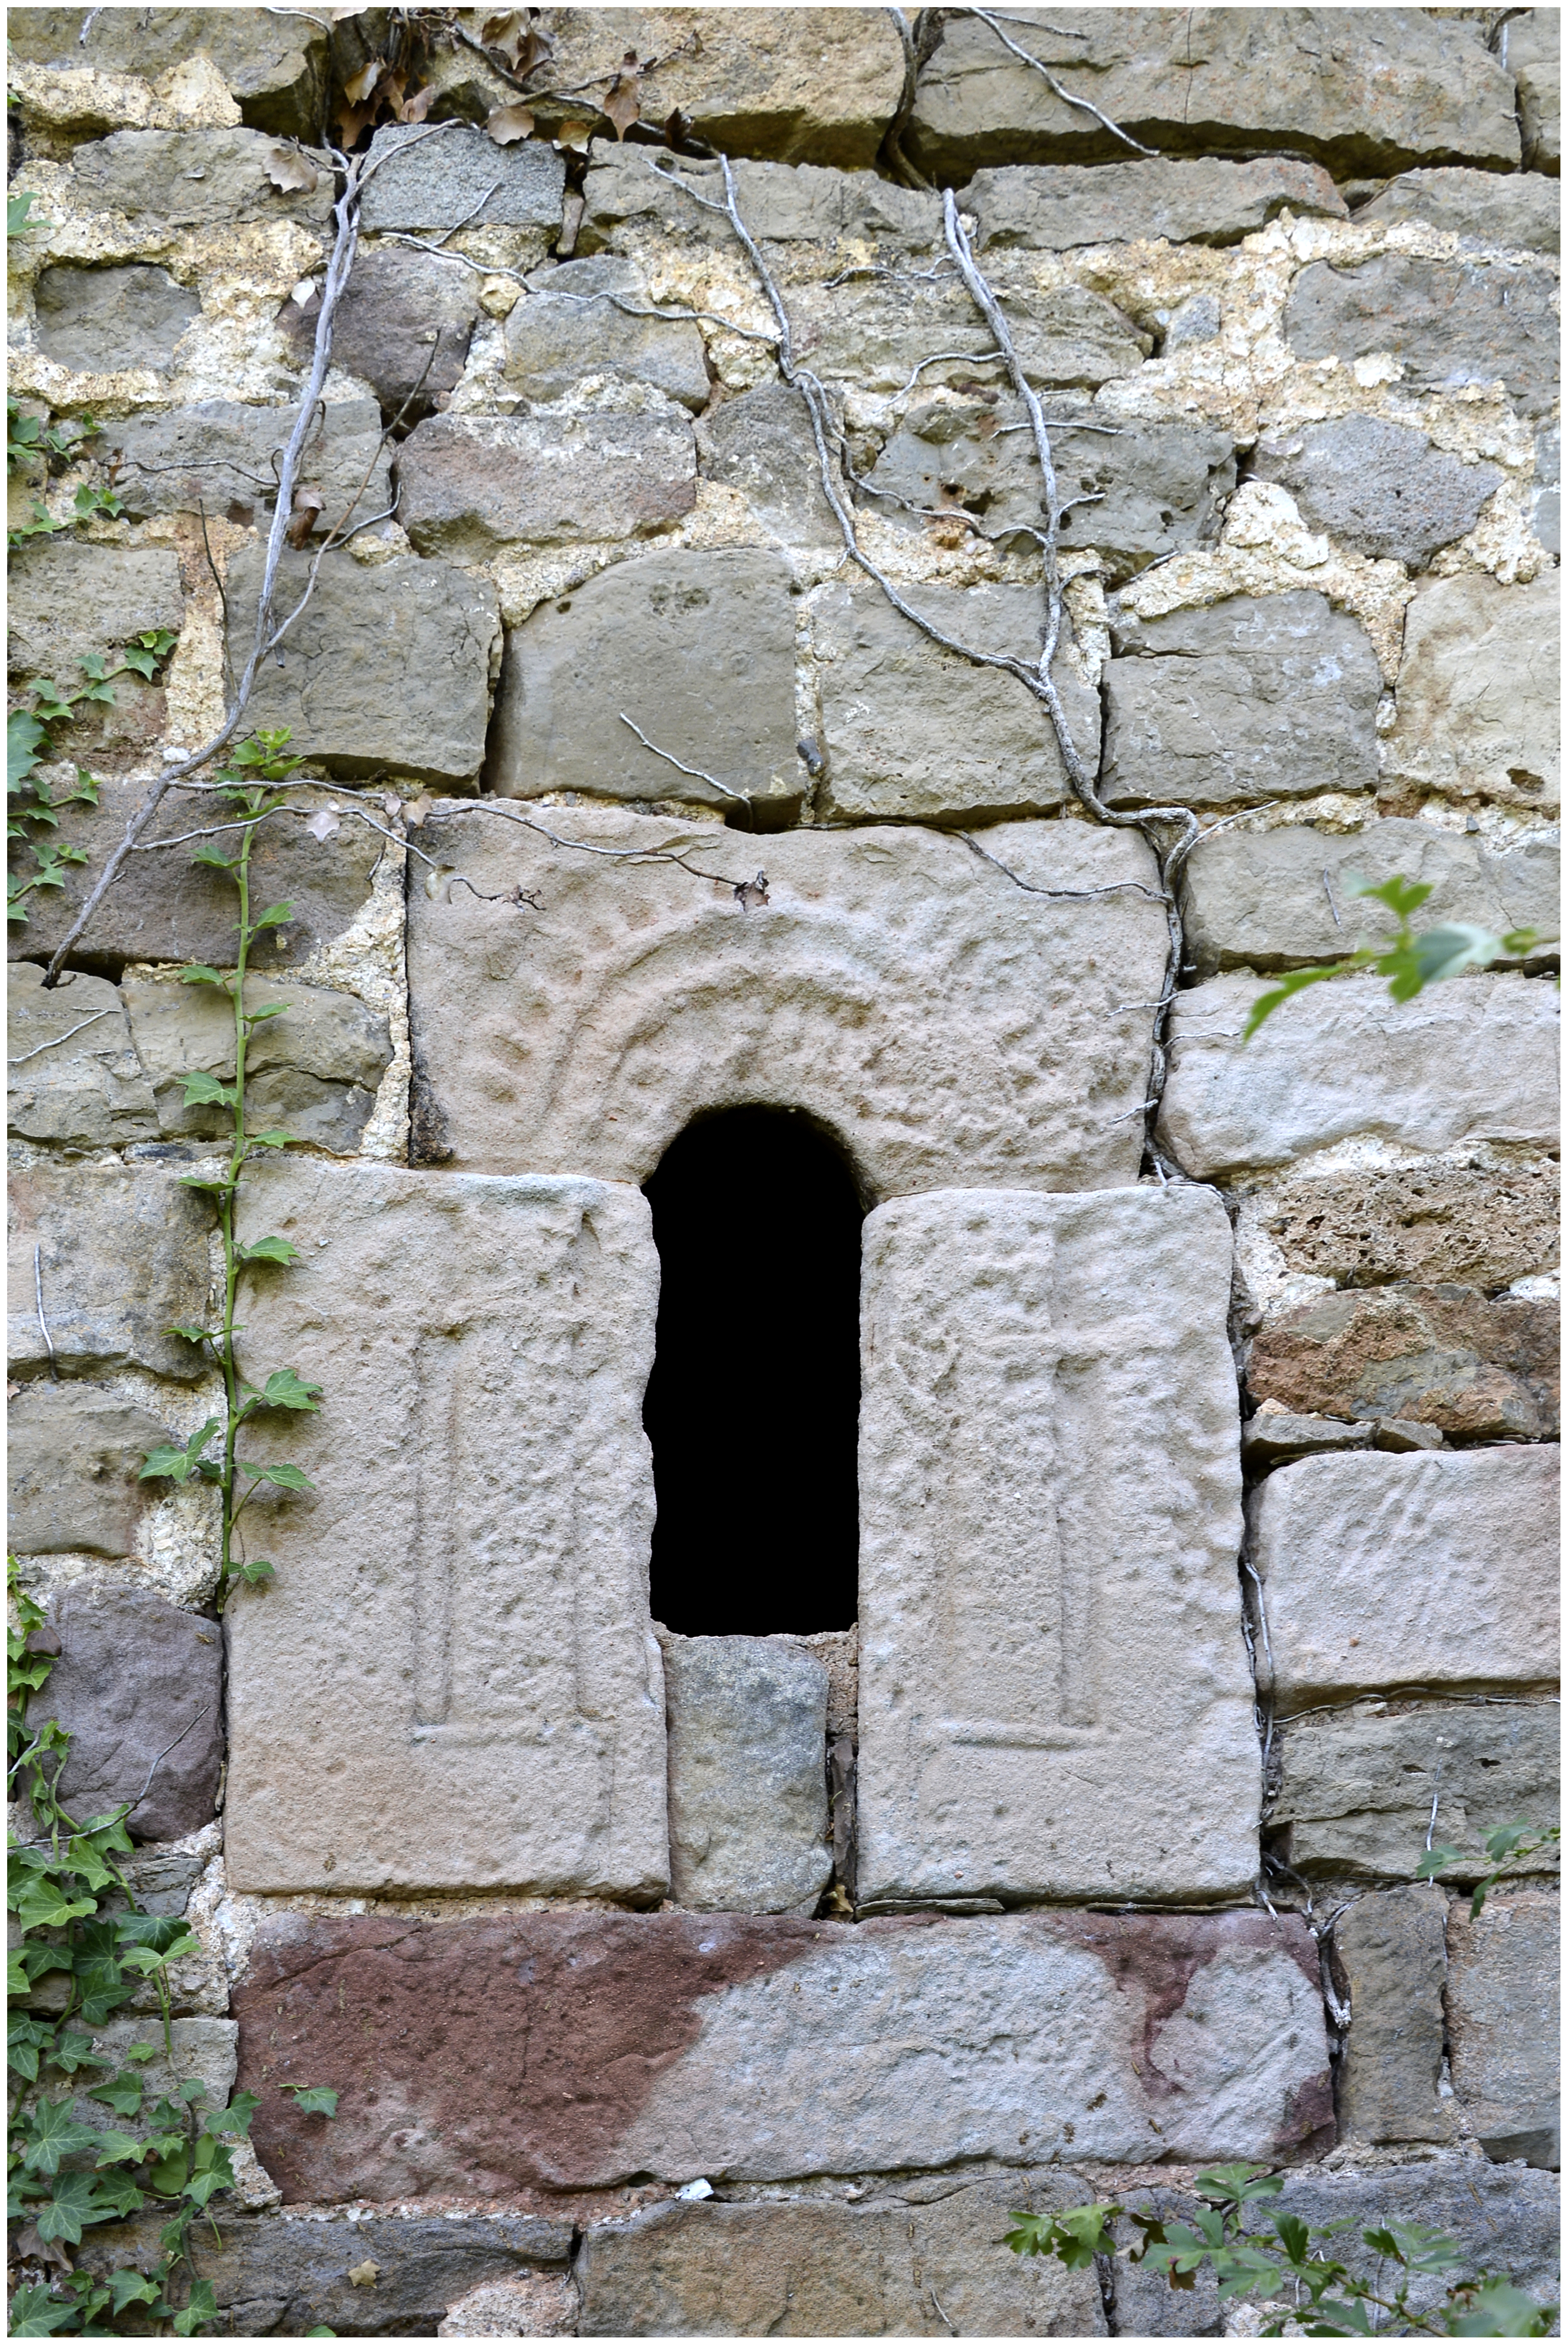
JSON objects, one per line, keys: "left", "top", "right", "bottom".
{"left": 1244, "top": 876, "right": 1550, "bottom": 1040}
{"left": 1418, "top": 1820, "right": 1563, "bottom": 1918}
{"left": 8, "top": 633, "right": 179, "bottom": 928}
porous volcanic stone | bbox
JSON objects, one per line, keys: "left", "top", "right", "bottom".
{"left": 661, "top": 1634, "right": 831, "bottom": 1915}
{"left": 233, "top": 1907, "right": 1331, "bottom": 2199}
{"left": 7, "top": 1158, "right": 211, "bottom": 1383}
{"left": 32, "top": 263, "right": 201, "bottom": 374}
{"left": 396, "top": 410, "right": 696, "bottom": 558}
{"left": 1508, "top": 10, "right": 1561, "bottom": 174}
{"left": 1284, "top": 253, "right": 1559, "bottom": 415}
{"left": 857, "top": 1186, "right": 1255, "bottom": 1906}
{"left": 8, "top": 1386, "right": 173, "bottom": 1558}
{"left": 1157, "top": 972, "right": 1560, "bottom": 1179}
{"left": 1240, "top": 1158, "right": 1560, "bottom": 1294}
{"left": 1446, "top": 1891, "right": 1561, "bottom": 2166}
{"left": 405, "top": 809, "right": 1168, "bottom": 1194}
{"left": 100, "top": 397, "right": 390, "bottom": 527}
{"left": 694, "top": 380, "right": 837, "bottom": 544}
{"left": 1356, "top": 168, "right": 1561, "bottom": 255}
{"left": 1383, "top": 572, "right": 1560, "bottom": 807}
{"left": 1103, "top": 591, "right": 1381, "bottom": 807}
{"left": 121, "top": 972, "right": 392, "bottom": 1155}
{"left": 1330, "top": 1888, "right": 1450, "bottom": 2143}
{"left": 222, "top": 1161, "right": 669, "bottom": 1898}
{"left": 907, "top": 8, "right": 1520, "bottom": 180}
{"left": 791, "top": 273, "right": 1149, "bottom": 394}
{"left": 964, "top": 157, "right": 1347, "bottom": 249}
{"left": 36, "top": 1585, "right": 223, "bottom": 1842}
{"left": 1252, "top": 1448, "right": 1560, "bottom": 1708}
{"left": 7, "top": 966, "right": 158, "bottom": 1149}
{"left": 1247, "top": 1283, "right": 1559, "bottom": 1441}
{"left": 7, "top": 538, "right": 184, "bottom": 683}
{"left": 227, "top": 546, "right": 500, "bottom": 786}
{"left": 1250, "top": 416, "right": 1500, "bottom": 569}
{"left": 503, "top": 256, "right": 708, "bottom": 410}
{"left": 279, "top": 247, "right": 479, "bottom": 421}
{"left": 8, "top": 8, "right": 328, "bottom": 141}
{"left": 360, "top": 122, "right": 565, "bottom": 233}
{"left": 68, "top": 127, "right": 333, "bottom": 230}
{"left": 1269, "top": 1698, "right": 1561, "bottom": 1885}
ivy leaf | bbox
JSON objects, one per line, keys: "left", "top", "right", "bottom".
{"left": 191, "top": 843, "right": 237, "bottom": 871}
{"left": 178, "top": 1171, "right": 233, "bottom": 1194}
{"left": 107, "top": 2271, "right": 160, "bottom": 2313}
{"left": 235, "top": 1559, "right": 276, "bottom": 1588}
{"left": 238, "top": 1233, "right": 301, "bottom": 1266}
{"left": 247, "top": 1129, "right": 295, "bottom": 1149}
{"left": 236, "top": 1461, "right": 314, "bottom": 1492}
{"left": 8, "top": 2014, "right": 55, "bottom": 2082}
{"left": 258, "top": 1368, "right": 323, "bottom": 1411}
{"left": 244, "top": 1003, "right": 291, "bottom": 1023}
{"left": 8, "top": 190, "right": 38, "bottom": 237}
{"left": 252, "top": 900, "right": 294, "bottom": 929}
{"left": 87, "top": 2071, "right": 146, "bottom": 2119}
{"left": 282, "top": 2084, "right": 339, "bottom": 2117}
{"left": 8, "top": 709, "right": 47, "bottom": 789}
{"left": 140, "top": 1419, "right": 220, "bottom": 1484}
{"left": 210, "top": 2088, "right": 261, "bottom": 2140}
{"left": 145, "top": 2146, "right": 191, "bottom": 2198}
{"left": 173, "top": 2282, "right": 220, "bottom": 2339}
{"left": 1354, "top": 873, "right": 1433, "bottom": 922}
{"left": 1416, "top": 1842, "right": 1467, "bottom": 1880}
{"left": 181, "top": 1068, "right": 237, "bottom": 1109}
{"left": 11, "top": 1877, "right": 97, "bottom": 1933}
{"left": 92, "top": 2128, "right": 152, "bottom": 2167}
{"left": 165, "top": 1323, "right": 215, "bottom": 1346}
{"left": 22, "top": 2096, "right": 101, "bottom": 2174}
{"left": 486, "top": 101, "right": 536, "bottom": 142}
{"left": 1242, "top": 962, "right": 1350, "bottom": 1040}
{"left": 8, "top": 2281, "right": 79, "bottom": 2334}
{"left": 178, "top": 965, "right": 231, "bottom": 989}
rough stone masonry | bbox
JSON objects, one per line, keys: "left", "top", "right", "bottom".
{"left": 5, "top": 5, "right": 1559, "bottom": 2337}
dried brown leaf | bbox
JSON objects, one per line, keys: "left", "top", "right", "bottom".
{"left": 602, "top": 70, "right": 640, "bottom": 140}
{"left": 404, "top": 793, "right": 434, "bottom": 830}
{"left": 304, "top": 806, "right": 341, "bottom": 843}
{"left": 265, "top": 144, "right": 320, "bottom": 193}
{"left": 341, "top": 57, "right": 385, "bottom": 106}
{"left": 555, "top": 117, "right": 594, "bottom": 152}
{"left": 663, "top": 106, "right": 691, "bottom": 147}
{"left": 485, "top": 101, "right": 535, "bottom": 143}
{"left": 285, "top": 486, "right": 325, "bottom": 549}
{"left": 396, "top": 80, "right": 436, "bottom": 124}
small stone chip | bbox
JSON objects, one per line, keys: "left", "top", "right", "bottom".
{"left": 348, "top": 2258, "right": 380, "bottom": 2287}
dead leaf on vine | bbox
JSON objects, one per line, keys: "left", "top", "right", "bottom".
{"left": 602, "top": 62, "right": 642, "bottom": 140}
{"left": 395, "top": 80, "right": 436, "bottom": 123}
{"left": 265, "top": 144, "right": 320, "bottom": 193}
{"left": 734, "top": 870, "right": 769, "bottom": 912}
{"left": 285, "top": 486, "right": 325, "bottom": 548}
{"left": 481, "top": 9, "right": 552, "bottom": 76}
{"left": 305, "top": 806, "right": 341, "bottom": 843}
{"left": 555, "top": 117, "right": 595, "bottom": 152}
{"left": 404, "top": 793, "right": 434, "bottom": 830}
{"left": 664, "top": 106, "right": 691, "bottom": 147}
{"left": 342, "top": 57, "right": 384, "bottom": 105}
{"left": 486, "top": 101, "right": 535, "bottom": 143}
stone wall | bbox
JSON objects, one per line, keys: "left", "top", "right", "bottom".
{"left": 7, "top": 6, "right": 1559, "bottom": 2336}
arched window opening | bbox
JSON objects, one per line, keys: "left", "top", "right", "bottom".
{"left": 643, "top": 1107, "right": 862, "bottom": 1637}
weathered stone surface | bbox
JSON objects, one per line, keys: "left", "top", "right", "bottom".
{"left": 32, "top": 262, "right": 201, "bottom": 374}
{"left": 227, "top": 546, "right": 500, "bottom": 786}
{"left": 8, "top": 8, "right": 328, "bottom": 141}
{"left": 1252, "top": 1449, "right": 1560, "bottom": 1708}
{"left": 488, "top": 548, "right": 800, "bottom": 818}
{"left": 857, "top": 1187, "right": 1255, "bottom": 1905}
{"left": 1241, "top": 1158, "right": 1560, "bottom": 1293}
{"left": 1107, "top": 2187, "right": 1224, "bottom": 2335}
{"left": 361, "top": 121, "right": 565, "bottom": 233}
{"left": 1285, "top": 253, "right": 1559, "bottom": 416}
{"left": 577, "top": 2175, "right": 1107, "bottom": 2337}
{"left": 1158, "top": 973, "right": 1560, "bottom": 1179}
{"left": 1446, "top": 1892, "right": 1561, "bottom": 2166}
{"left": 79, "top": 2211, "right": 574, "bottom": 2340}
{"left": 1383, "top": 572, "right": 1560, "bottom": 808}
{"left": 7, "top": 538, "right": 184, "bottom": 682}
{"left": 121, "top": 971, "right": 391, "bottom": 1155}
{"left": 279, "top": 247, "right": 479, "bottom": 421}
{"left": 1248, "top": 1284, "right": 1558, "bottom": 1441}
{"left": 694, "top": 381, "right": 836, "bottom": 544}
{"left": 1269, "top": 1698, "right": 1561, "bottom": 1885}
{"left": 36, "top": 1586, "right": 223, "bottom": 1841}
{"left": 578, "top": 148, "right": 941, "bottom": 258}
{"left": 439, "top": 2273, "right": 577, "bottom": 2338}
{"left": 810, "top": 577, "right": 1100, "bottom": 822}
{"left": 964, "top": 157, "right": 1347, "bottom": 249}
{"left": 1508, "top": 10, "right": 1561, "bottom": 174}
{"left": 661, "top": 1634, "right": 830, "bottom": 1915}
{"left": 1530, "top": 420, "right": 1559, "bottom": 555}
{"left": 69, "top": 127, "right": 332, "bottom": 230}
{"left": 1103, "top": 591, "right": 1381, "bottom": 808}
{"left": 1376, "top": 1416, "right": 1446, "bottom": 1453}
{"left": 792, "top": 274, "right": 1149, "bottom": 394}
{"left": 1251, "top": 417, "right": 1500, "bottom": 569}
{"left": 223, "top": 1161, "right": 667, "bottom": 1897}
{"left": 7, "top": 1158, "right": 211, "bottom": 1383}
{"left": 1242, "top": 1408, "right": 1373, "bottom": 1468}
{"left": 1330, "top": 1889, "right": 1450, "bottom": 2143}
{"left": 7, "top": 965, "right": 158, "bottom": 1148}
{"left": 1357, "top": 168, "right": 1560, "bottom": 254}
{"left": 234, "top": 1907, "right": 1331, "bottom": 2198}
{"left": 907, "top": 9, "right": 1519, "bottom": 180}
{"left": 8, "top": 1386, "right": 172, "bottom": 1558}
{"left": 397, "top": 410, "right": 696, "bottom": 558}
{"left": 503, "top": 256, "right": 709, "bottom": 410}
{"left": 406, "top": 810, "right": 1168, "bottom": 1194}
{"left": 116, "top": 1843, "right": 209, "bottom": 1919}
{"left": 100, "top": 397, "right": 390, "bottom": 527}
{"left": 1181, "top": 819, "right": 1558, "bottom": 979}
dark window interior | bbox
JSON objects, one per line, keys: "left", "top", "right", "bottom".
{"left": 642, "top": 1106, "right": 862, "bottom": 1637}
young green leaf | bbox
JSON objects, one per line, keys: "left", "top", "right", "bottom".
{"left": 181, "top": 1068, "right": 238, "bottom": 1109}
{"left": 173, "top": 2281, "right": 221, "bottom": 2338}
{"left": 88, "top": 2070, "right": 146, "bottom": 2119}
{"left": 191, "top": 842, "right": 238, "bottom": 871}
{"left": 165, "top": 1323, "right": 215, "bottom": 1347}
{"left": 178, "top": 965, "right": 232, "bottom": 989}
{"left": 258, "top": 1367, "right": 324, "bottom": 1411}
{"left": 247, "top": 1128, "right": 295, "bottom": 1149}
{"left": 252, "top": 901, "right": 295, "bottom": 930}
{"left": 21, "top": 2096, "right": 102, "bottom": 2174}
{"left": 282, "top": 2084, "right": 340, "bottom": 2116}
{"left": 236, "top": 1461, "right": 314, "bottom": 1491}
{"left": 238, "top": 1233, "right": 302, "bottom": 1266}
{"left": 1416, "top": 1842, "right": 1468, "bottom": 1880}
{"left": 236, "top": 1558, "right": 277, "bottom": 1587}
{"left": 1242, "top": 962, "right": 1355, "bottom": 1039}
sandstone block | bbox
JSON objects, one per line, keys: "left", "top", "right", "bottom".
{"left": 503, "top": 256, "right": 708, "bottom": 409}
{"left": 405, "top": 809, "right": 1168, "bottom": 1194}
{"left": 397, "top": 410, "right": 696, "bottom": 558}
{"left": 1102, "top": 591, "right": 1381, "bottom": 808}
{"left": 857, "top": 1187, "right": 1255, "bottom": 1905}
{"left": 1251, "top": 417, "right": 1500, "bottom": 570}
{"left": 8, "top": 1386, "right": 173, "bottom": 1558}
{"left": 578, "top": 148, "right": 940, "bottom": 258}
{"left": 1446, "top": 1891, "right": 1561, "bottom": 2166}
{"left": 439, "top": 2274, "right": 577, "bottom": 2337}
{"left": 694, "top": 381, "right": 836, "bottom": 544}
{"left": 1239, "top": 1158, "right": 1560, "bottom": 1293}
{"left": 100, "top": 397, "right": 390, "bottom": 529}
{"left": 8, "top": 8, "right": 328, "bottom": 141}
{"left": 32, "top": 262, "right": 200, "bottom": 374}
{"left": 810, "top": 577, "right": 1100, "bottom": 823}
{"left": 222, "top": 1160, "right": 669, "bottom": 1897}
{"left": 1248, "top": 1284, "right": 1558, "bottom": 1441}
{"left": 964, "top": 157, "right": 1347, "bottom": 249}
{"left": 69, "top": 126, "right": 333, "bottom": 230}
{"left": 1157, "top": 972, "right": 1560, "bottom": 1179}
{"left": 907, "top": 8, "right": 1519, "bottom": 180}
{"left": 1383, "top": 572, "right": 1560, "bottom": 808}
{"left": 1356, "top": 168, "right": 1561, "bottom": 254}
{"left": 1181, "top": 819, "right": 1557, "bottom": 980}
{"left": 487, "top": 548, "right": 800, "bottom": 819}
{"left": 7, "top": 965, "right": 158, "bottom": 1148}
{"left": 7, "top": 1158, "right": 211, "bottom": 1383}
{"left": 1241, "top": 1409, "right": 1373, "bottom": 1468}
{"left": 279, "top": 247, "right": 479, "bottom": 422}
{"left": 227, "top": 546, "right": 500, "bottom": 786}
{"left": 1252, "top": 1449, "right": 1560, "bottom": 1708}
{"left": 661, "top": 1633, "right": 830, "bottom": 1915}
{"left": 577, "top": 2175, "right": 1107, "bottom": 2337}
{"left": 36, "top": 1586, "right": 223, "bottom": 1841}
{"left": 233, "top": 1907, "right": 1330, "bottom": 2199}
{"left": 791, "top": 274, "right": 1149, "bottom": 395}
{"left": 121, "top": 973, "right": 391, "bottom": 1156}
{"left": 1269, "top": 1699, "right": 1560, "bottom": 1884}
{"left": 7, "top": 538, "right": 184, "bottom": 684}
{"left": 1277, "top": 2159, "right": 1562, "bottom": 2312}
{"left": 1330, "top": 1888, "right": 1450, "bottom": 2143}
{"left": 361, "top": 122, "right": 565, "bottom": 233}
{"left": 1508, "top": 11, "right": 1561, "bottom": 174}
{"left": 1285, "top": 253, "right": 1558, "bottom": 416}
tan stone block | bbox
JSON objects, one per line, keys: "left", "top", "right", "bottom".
{"left": 1383, "top": 573, "right": 1560, "bottom": 809}
{"left": 1446, "top": 1890, "right": 1561, "bottom": 2164}
{"left": 1330, "top": 1887, "right": 1450, "bottom": 2143}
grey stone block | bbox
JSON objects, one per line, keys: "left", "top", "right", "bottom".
{"left": 579, "top": 148, "right": 941, "bottom": 259}
{"left": 8, "top": 1158, "right": 212, "bottom": 1384}
{"left": 8, "top": 1386, "right": 173, "bottom": 1558}
{"left": 1107, "top": 2188, "right": 1223, "bottom": 2335}
{"left": 1331, "top": 1887, "right": 1451, "bottom": 2142}
{"left": 1269, "top": 1697, "right": 1560, "bottom": 1884}
{"left": 279, "top": 247, "right": 479, "bottom": 421}
{"left": 100, "top": 398, "right": 390, "bottom": 528}
{"left": 397, "top": 410, "right": 696, "bottom": 558}
{"left": 32, "top": 263, "right": 200, "bottom": 375}
{"left": 1285, "top": 253, "right": 1559, "bottom": 416}
{"left": 1508, "top": 10, "right": 1561, "bottom": 174}
{"left": 1103, "top": 591, "right": 1381, "bottom": 808}
{"left": 1250, "top": 415, "right": 1501, "bottom": 569}
{"left": 661, "top": 1633, "right": 830, "bottom": 1915}
{"left": 7, "top": 965, "right": 159, "bottom": 1149}
{"left": 1241, "top": 1409, "right": 1374, "bottom": 1468}
{"left": 1181, "top": 818, "right": 1558, "bottom": 979}
{"left": 1383, "top": 572, "right": 1560, "bottom": 807}
{"left": 695, "top": 381, "right": 837, "bottom": 545}
{"left": 7, "top": 538, "right": 184, "bottom": 683}
{"left": 8, "top": 7, "right": 328, "bottom": 141}
{"left": 1357, "top": 167, "right": 1560, "bottom": 254}
{"left": 227, "top": 546, "right": 500, "bottom": 787}
{"left": 1447, "top": 1891, "right": 1561, "bottom": 2167}
{"left": 75, "top": 2018, "right": 237, "bottom": 2133}
{"left": 437, "top": 2273, "right": 576, "bottom": 2337}
{"left": 488, "top": 548, "right": 800, "bottom": 819}
{"left": 121, "top": 971, "right": 392, "bottom": 1155}
{"left": 1376, "top": 1417, "right": 1446, "bottom": 1452}
{"left": 1530, "top": 421, "right": 1559, "bottom": 556}
{"left": 503, "top": 256, "right": 709, "bottom": 411}
{"left": 361, "top": 122, "right": 565, "bottom": 233}
{"left": 69, "top": 127, "right": 333, "bottom": 231}
{"left": 116, "top": 1844, "right": 209, "bottom": 1918}
{"left": 791, "top": 273, "right": 1149, "bottom": 394}
{"left": 964, "top": 156, "right": 1347, "bottom": 249}
{"left": 1240, "top": 1159, "right": 1560, "bottom": 1295}
{"left": 37, "top": 1585, "right": 223, "bottom": 1842}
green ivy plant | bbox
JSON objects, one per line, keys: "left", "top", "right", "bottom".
{"left": 7, "top": 397, "right": 120, "bottom": 547}
{"left": 8, "top": 634, "right": 179, "bottom": 928}
{"left": 1418, "top": 1820, "right": 1562, "bottom": 1919}
{"left": 1244, "top": 875, "right": 1549, "bottom": 1039}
